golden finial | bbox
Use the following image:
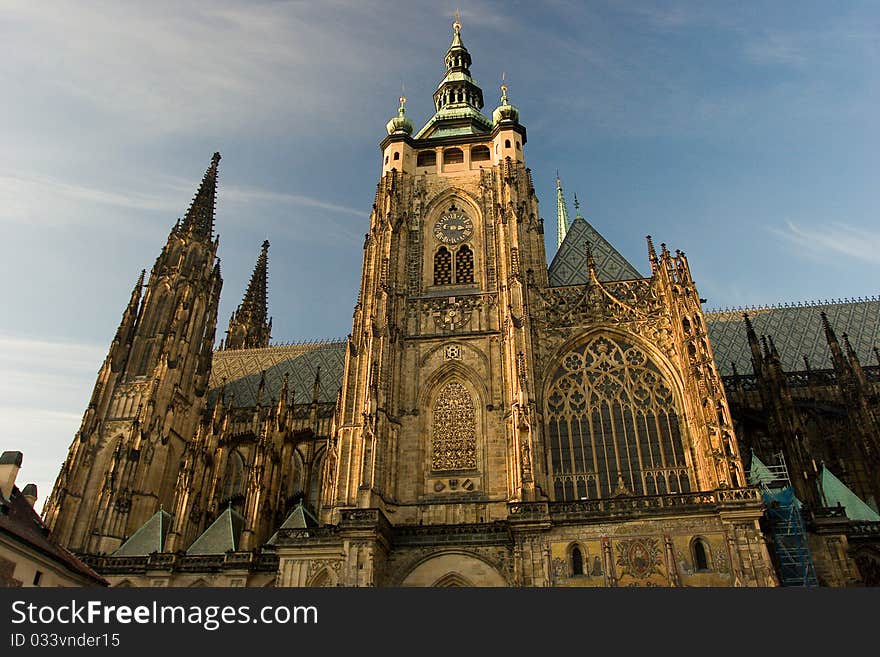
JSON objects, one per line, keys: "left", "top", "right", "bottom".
{"left": 500, "top": 70, "right": 508, "bottom": 95}
{"left": 453, "top": 9, "right": 461, "bottom": 31}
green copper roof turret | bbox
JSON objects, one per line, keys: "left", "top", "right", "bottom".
{"left": 386, "top": 94, "right": 414, "bottom": 136}
{"left": 492, "top": 77, "right": 520, "bottom": 125}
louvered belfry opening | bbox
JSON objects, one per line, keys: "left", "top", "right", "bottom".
{"left": 434, "top": 247, "right": 453, "bottom": 285}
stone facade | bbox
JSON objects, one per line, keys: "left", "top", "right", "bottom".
{"left": 44, "top": 21, "right": 878, "bottom": 587}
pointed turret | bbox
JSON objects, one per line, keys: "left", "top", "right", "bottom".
{"left": 646, "top": 235, "right": 659, "bottom": 273}
{"left": 743, "top": 313, "right": 764, "bottom": 378}
{"left": 843, "top": 333, "right": 869, "bottom": 389}
{"left": 555, "top": 175, "right": 571, "bottom": 250}
{"left": 109, "top": 269, "right": 145, "bottom": 372}
{"left": 224, "top": 240, "right": 272, "bottom": 351}
{"left": 821, "top": 311, "right": 850, "bottom": 377}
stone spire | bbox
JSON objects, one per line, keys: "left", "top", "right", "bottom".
{"left": 43, "top": 154, "right": 224, "bottom": 553}
{"left": 556, "top": 174, "right": 571, "bottom": 249}
{"left": 181, "top": 152, "right": 221, "bottom": 239}
{"left": 225, "top": 240, "right": 272, "bottom": 351}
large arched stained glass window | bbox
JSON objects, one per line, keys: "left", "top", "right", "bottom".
{"left": 432, "top": 381, "right": 477, "bottom": 471}
{"left": 546, "top": 336, "right": 692, "bottom": 501}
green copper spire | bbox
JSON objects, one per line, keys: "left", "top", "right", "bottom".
{"left": 574, "top": 193, "right": 584, "bottom": 220}
{"left": 414, "top": 13, "right": 492, "bottom": 139}
{"left": 556, "top": 174, "right": 571, "bottom": 249}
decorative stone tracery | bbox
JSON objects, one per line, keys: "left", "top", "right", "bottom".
{"left": 432, "top": 381, "right": 477, "bottom": 471}
{"left": 546, "top": 335, "right": 692, "bottom": 500}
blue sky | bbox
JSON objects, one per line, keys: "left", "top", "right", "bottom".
{"left": 1, "top": 1, "right": 878, "bottom": 504}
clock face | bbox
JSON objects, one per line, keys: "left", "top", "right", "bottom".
{"left": 433, "top": 211, "right": 473, "bottom": 244}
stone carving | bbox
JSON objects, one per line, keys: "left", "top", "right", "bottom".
{"left": 432, "top": 381, "right": 477, "bottom": 471}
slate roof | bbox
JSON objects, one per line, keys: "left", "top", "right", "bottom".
{"left": 548, "top": 216, "right": 642, "bottom": 286}
{"left": 208, "top": 341, "right": 346, "bottom": 408}
{"left": 0, "top": 486, "right": 107, "bottom": 585}
{"left": 186, "top": 507, "right": 245, "bottom": 555}
{"left": 705, "top": 299, "right": 879, "bottom": 376}
{"left": 113, "top": 509, "right": 171, "bottom": 557}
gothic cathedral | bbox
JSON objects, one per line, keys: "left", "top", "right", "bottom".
{"left": 43, "top": 21, "right": 880, "bottom": 587}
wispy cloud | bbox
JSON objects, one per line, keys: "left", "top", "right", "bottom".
{"left": 0, "top": 335, "right": 105, "bottom": 508}
{"left": 771, "top": 221, "right": 880, "bottom": 265}
{"left": 0, "top": 335, "right": 106, "bottom": 371}
{"left": 0, "top": 2, "right": 402, "bottom": 140}
{"left": 223, "top": 185, "right": 364, "bottom": 218}
{"left": 0, "top": 173, "right": 182, "bottom": 225}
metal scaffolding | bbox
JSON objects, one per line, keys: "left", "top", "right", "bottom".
{"left": 749, "top": 452, "right": 819, "bottom": 587}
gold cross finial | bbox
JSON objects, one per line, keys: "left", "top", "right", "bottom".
{"left": 453, "top": 9, "right": 461, "bottom": 31}
{"left": 500, "top": 70, "right": 508, "bottom": 95}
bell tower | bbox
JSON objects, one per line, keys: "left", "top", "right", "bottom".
{"left": 328, "top": 17, "right": 548, "bottom": 532}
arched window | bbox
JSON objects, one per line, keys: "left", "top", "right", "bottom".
{"left": 546, "top": 336, "right": 691, "bottom": 501}
{"left": 417, "top": 151, "right": 436, "bottom": 167}
{"left": 571, "top": 546, "right": 584, "bottom": 576}
{"left": 471, "top": 145, "right": 490, "bottom": 161}
{"left": 434, "top": 247, "right": 452, "bottom": 285}
{"left": 693, "top": 538, "right": 709, "bottom": 571}
{"left": 393, "top": 152, "right": 400, "bottom": 161}
{"left": 455, "top": 245, "right": 474, "bottom": 284}
{"left": 504, "top": 139, "right": 511, "bottom": 148}
{"left": 221, "top": 450, "right": 245, "bottom": 503}
{"left": 444, "top": 148, "right": 464, "bottom": 165}
{"left": 432, "top": 381, "right": 476, "bottom": 471}
{"left": 310, "top": 569, "right": 331, "bottom": 588}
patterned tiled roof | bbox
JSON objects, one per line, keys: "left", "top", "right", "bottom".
{"left": 548, "top": 216, "right": 642, "bottom": 286}
{"left": 706, "top": 299, "right": 880, "bottom": 376}
{"left": 208, "top": 341, "right": 346, "bottom": 407}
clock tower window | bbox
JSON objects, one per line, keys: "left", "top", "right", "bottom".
{"left": 434, "top": 247, "right": 453, "bottom": 285}
{"left": 455, "top": 245, "right": 474, "bottom": 284}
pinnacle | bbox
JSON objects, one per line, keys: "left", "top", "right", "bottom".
{"left": 241, "top": 241, "right": 269, "bottom": 320}
{"left": 224, "top": 240, "right": 272, "bottom": 350}
{"left": 182, "top": 152, "right": 221, "bottom": 239}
